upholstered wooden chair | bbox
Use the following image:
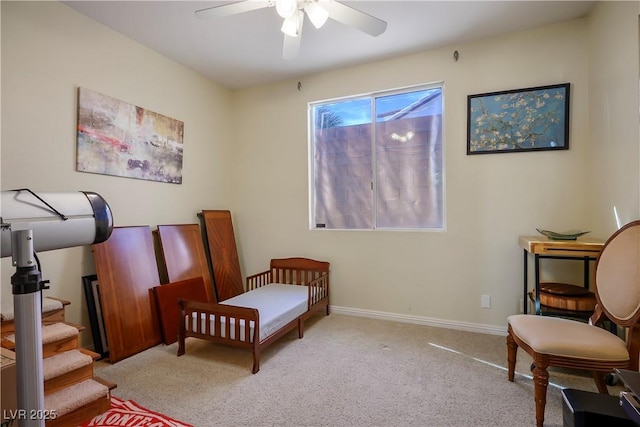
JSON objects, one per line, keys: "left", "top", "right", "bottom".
{"left": 507, "top": 220, "right": 640, "bottom": 427}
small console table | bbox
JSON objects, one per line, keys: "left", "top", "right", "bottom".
{"left": 519, "top": 236, "right": 604, "bottom": 316}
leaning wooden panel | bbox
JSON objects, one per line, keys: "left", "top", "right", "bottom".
{"left": 152, "top": 277, "right": 209, "bottom": 345}
{"left": 199, "top": 210, "right": 244, "bottom": 301}
{"left": 92, "top": 226, "right": 162, "bottom": 363}
{"left": 156, "top": 224, "right": 216, "bottom": 303}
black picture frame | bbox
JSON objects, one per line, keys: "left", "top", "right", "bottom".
{"left": 82, "top": 274, "right": 109, "bottom": 359}
{"left": 467, "top": 83, "right": 570, "bottom": 154}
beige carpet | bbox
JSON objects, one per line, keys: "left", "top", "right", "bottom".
{"left": 95, "top": 314, "right": 622, "bottom": 427}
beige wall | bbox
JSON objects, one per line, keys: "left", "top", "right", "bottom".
{"left": 587, "top": 1, "right": 640, "bottom": 237}
{"left": 1, "top": 1, "right": 638, "bottom": 344}
{"left": 0, "top": 1, "right": 234, "bottom": 342}
{"left": 230, "top": 4, "right": 638, "bottom": 332}
{"left": 230, "top": 19, "right": 592, "bottom": 331}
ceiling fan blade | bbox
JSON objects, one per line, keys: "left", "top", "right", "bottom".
{"left": 282, "top": 11, "right": 303, "bottom": 59}
{"left": 282, "top": 33, "right": 302, "bottom": 59}
{"left": 195, "top": 1, "right": 272, "bottom": 19}
{"left": 323, "top": 1, "right": 387, "bottom": 36}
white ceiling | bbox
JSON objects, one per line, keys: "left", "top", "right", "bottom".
{"left": 63, "top": 1, "right": 596, "bottom": 89}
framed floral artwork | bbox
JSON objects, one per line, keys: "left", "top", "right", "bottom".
{"left": 467, "top": 83, "right": 570, "bottom": 154}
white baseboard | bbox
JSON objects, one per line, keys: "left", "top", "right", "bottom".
{"left": 329, "top": 305, "right": 508, "bottom": 336}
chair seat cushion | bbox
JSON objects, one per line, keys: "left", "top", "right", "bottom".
{"left": 508, "top": 314, "right": 629, "bottom": 361}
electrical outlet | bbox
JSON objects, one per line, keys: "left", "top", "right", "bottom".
{"left": 481, "top": 294, "right": 491, "bottom": 309}
{"left": 520, "top": 298, "right": 524, "bottom": 313}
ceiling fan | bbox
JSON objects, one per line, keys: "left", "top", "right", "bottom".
{"left": 195, "top": 0, "right": 388, "bottom": 59}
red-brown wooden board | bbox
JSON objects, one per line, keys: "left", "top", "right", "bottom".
{"left": 92, "top": 226, "right": 162, "bottom": 363}
{"left": 199, "top": 210, "right": 244, "bottom": 301}
{"left": 151, "top": 277, "right": 209, "bottom": 345}
{"left": 156, "top": 224, "right": 216, "bottom": 303}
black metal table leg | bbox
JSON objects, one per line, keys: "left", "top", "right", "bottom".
{"left": 523, "top": 249, "right": 528, "bottom": 314}
{"left": 534, "top": 253, "right": 541, "bottom": 315}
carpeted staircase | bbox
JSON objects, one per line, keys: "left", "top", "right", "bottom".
{"left": 1, "top": 297, "right": 116, "bottom": 427}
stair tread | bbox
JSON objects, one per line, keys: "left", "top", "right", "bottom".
{"left": 45, "top": 297, "right": 71, "bottom": 307}
{"left": 46, "top": 394, "right": 111, "bottom": 427}
{"left": 4, "top": 322, "right": 79, "bottom": 345}
{"left": 1, "top": 297, "right": 66, "bottom": 323}
{"left": 93, "top": 376, "right": 118, "bottom": 391}
{"left": 63, "top": 321, "right": 85, "bottom": 332}
{"left": 79, "top": 347, "right": 101, "bottom": 360}
{"left": 43, "top": 349, "right": 93, "bottom": 381}
{"left": 45, "top": 379, "right": 109, "bottom": 417}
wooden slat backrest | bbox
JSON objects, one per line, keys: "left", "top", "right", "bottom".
{"left": 199, "top": 210, "right": 244, "bottom": 301}
{"left": 156, "top": 224, "right": 216, "bottom": 303}
{"left": 92, "top": 226, "right": 162, "bottom": 363}
{"left": 270, "top": 257, "right": 330, "bottom": 285}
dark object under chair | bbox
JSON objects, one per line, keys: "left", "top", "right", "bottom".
{"left": 562, "top": 388, "right": 635, "bottom": 427}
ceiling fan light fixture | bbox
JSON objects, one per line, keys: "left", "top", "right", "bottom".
{"left": 281, "top": 11, "right": 302, "bottom": 37}
{"left": 305, "top": 1, "right": 329, "bottom": 29}
{"left": 195, "top": 0, "right": 388, "bottom": 60}
{"left": 276, "top": 0, "right": 298, "bottom": 18}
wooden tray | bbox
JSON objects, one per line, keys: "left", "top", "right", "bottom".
{"left": 533, "top": 282, "right": 596, "bottom": 312}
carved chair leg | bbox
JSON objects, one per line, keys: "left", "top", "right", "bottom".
{"left": 593, "top": 371, "right": 609, "bottom": 394}
{"left": 532, "top": 358, "right": 549, "bottom": 427}
{"left": 506, "top": 331, "right": 517, "bottom": 382}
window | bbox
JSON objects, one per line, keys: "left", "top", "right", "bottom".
{"left": 309, "top": 84, "right": 444, "bottom": 230}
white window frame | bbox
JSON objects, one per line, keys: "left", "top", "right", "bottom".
{"left": 308, "top": 82, "right": 446, "bottom": 231}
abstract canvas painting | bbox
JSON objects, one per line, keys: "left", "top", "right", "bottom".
{"left": 76, "top": 88, "right": 184, "bottom": 183}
